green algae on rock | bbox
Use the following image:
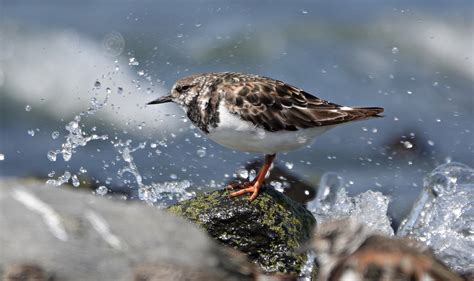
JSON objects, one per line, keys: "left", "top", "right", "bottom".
{"left": 168, "top": 186, "right": 316, "bottom": 274}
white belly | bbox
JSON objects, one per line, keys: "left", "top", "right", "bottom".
{"left": 207, "top": 105, "right": 334, "bottom": 154}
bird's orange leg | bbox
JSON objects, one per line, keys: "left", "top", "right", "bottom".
{"left": 226, "top": 163, "right": 266, "bottom": 191}
{"left": 228, "top": 154, "right": 276, "bottom": 202}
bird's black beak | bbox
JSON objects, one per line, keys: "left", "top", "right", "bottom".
{"left": 147, "top": 95, "right": 173, "bottom": 105}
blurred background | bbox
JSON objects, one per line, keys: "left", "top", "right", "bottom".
{"left": 1, "top": 0, "right": 473, "bottom": 225}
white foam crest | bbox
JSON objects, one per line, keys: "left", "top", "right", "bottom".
{"left": 0, "top": 24, "right": 180, "bottom": 134}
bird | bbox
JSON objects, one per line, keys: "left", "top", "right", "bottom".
{"left": 311, "top": 219, "right": 463, "bottom": 281}
{"left": 147, "top": 72, "right": 383, "bottom": 202}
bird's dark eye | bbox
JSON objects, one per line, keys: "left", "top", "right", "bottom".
{"left": 176, "top": 85, "right": 192, "bottom": 92}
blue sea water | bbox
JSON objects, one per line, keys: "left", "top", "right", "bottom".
{"left": 0, "top": 1, "right": 473, "bottom": 223}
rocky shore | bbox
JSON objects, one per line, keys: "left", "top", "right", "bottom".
{"left": 1, "top": 162, "right": 472, "bottom": 280}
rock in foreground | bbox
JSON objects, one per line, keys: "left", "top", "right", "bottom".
{"left": 0, "top": 179, "right": 261, "bottom": 281}
{"left": 168, "top": 186, "right": 316, "bottom": 274}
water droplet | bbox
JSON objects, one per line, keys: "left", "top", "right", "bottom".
{"left": 196, "top": 148, "right": 206, "bottom": 157}
{"left": 96, "top": 185, "right": 108, "bottom": 196}
{"left": 436, "top": 118, "right": 441, "bottom": 123}
{"left": 428, "top": 140, "right": 435, "bottom": 146}
{"left": 106, "top": 87, "right": 111, "bottom": 94}
{"left": 79, "top": 167, "right": 87, "bottom": 174}
{"left": 128, "top": 57, "right": 139, "bottom": 66}
{"left": 403, "top": 141, "right": 413, "bottom": 149}
{"left": 391, "top": 47, "right": 399, "bottom": 54}
{"left": 0, "top": 153, "right": 4, "bottom": 161}
{"left": 58, "top": 171, "right": 71, "bottom": 186}
{"left": 48, "top": 171, "right": 55, "bottom": 177}
{"left": 249, "top": 169, "right": 257, "bottom": 181}
{"left": 271, "top": 181, "right": 283, "bottom": 192}
{"left": 117, "top": 87, "right": 123, "bottom": 94}
{"left": 51, "top": 131, "right": 60, "bottom": 139}
{"left": 25, "top": 105, "right": 32, "bottom": 112}
{"left": 195, "top": 23, "right": 202, "bottom": 27}
{"left": 237, "top": 168, "right": 249, "bottom": 179}
{"left": 372, "top": 128, "right": 378, "bottom": 133}
{"left": 407, "top": 90, "right": 413, "bottom": 95}
{"left": 176, "top": 33, "right": 184, "bottom": 38}
{"left": 170, "top": 174, "right": 178, "bottom": 180}
{"left": 47, "top": 151, "right": 57, "bottom": 161}
{"left": 158, "top": 140, "right": 167, "bottom": 147}
{"left": 285, "top": 162, "right": 294, "bottom": 170}
{"left": 301, "top": 10, "right": 308, "bottom": 14}
{"left": 27, "top": 130, "right": 35, "bottom": 136}
{"left": 94, "top": 80, "right": 101, "bottom": 89}
{"left": 137, "top": 70, "right": 145, "bottom": 76}
{"left": 71, "top": 174, "right": 80, "bottom": 187}
{"left": 150, "top": 143, "right": 157, "bottom": 148}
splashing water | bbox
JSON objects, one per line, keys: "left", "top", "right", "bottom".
{"left": 397, "top": 162, "right": 474, "bottom": 274}
{"left": 46, "top": 171, "right": 72, "bottom": 186}
{"left": 307, "top": 172, "right": 394, "bottom": 236}
{"left": 47, "top": 94, "right": 109, "bottom": 163}
{"left": 115, "top": 139, "right": 195, "bottom": 206}
{"left": 45, "top": 81, "right": 194, "bottom": 206}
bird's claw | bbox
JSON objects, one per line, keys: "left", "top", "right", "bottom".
{"left": 228, "top": 182, "right": 260, "bottom": 202}
{"left": 225, "top": 181, "right": 255, "bottom": 190}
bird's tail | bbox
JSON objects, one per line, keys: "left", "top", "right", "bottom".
{"left": 353, "top": 107, "right": 384, "bottom": 118}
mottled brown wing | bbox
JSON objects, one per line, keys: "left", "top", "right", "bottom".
{"left": 219, "top": 76, "right": 383, "bottom": 132}
{"left": 330, "top": 236, "right": 464, "bottom": 281}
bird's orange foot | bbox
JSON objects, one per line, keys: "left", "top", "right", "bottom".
{"left": 228, "top": 182, "right": 262, "bottom": 202}
{"left": 225, "top": 180, "right": 255, "bottom": 190}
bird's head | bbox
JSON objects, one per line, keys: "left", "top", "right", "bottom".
{"left": 147, "top": 74, "right": 207, "bottom": 107}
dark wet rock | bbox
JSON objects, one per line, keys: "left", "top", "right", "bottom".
{"left": 0, "top": 179, "right": 265, "bottom": 281}
{"left": 382, "top": 127, "right": 434, "bottom": 160}
{"left": 168, "top": 186, "right": 316, "bottom": 274}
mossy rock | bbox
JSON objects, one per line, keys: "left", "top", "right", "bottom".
{"left": 168, "top": 186, "right": 316, "bottom": 274}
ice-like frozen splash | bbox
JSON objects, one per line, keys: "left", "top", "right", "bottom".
{"left": 301, "top": 172, "right": 393, "bottom": 279}
{"left": 46, "top": 86, "right": 195, "bottom": 206}
{"left": 46, "top": 94, "right": 109, "bottom": 187}
{"left": 307, "top": 172, "right": 394, "bottom": 236}
{"left": 46, "top": 171, "right": 72, "bottom": 187}
{"left": 47, "top": 94, "right": 109, "bottom": 163}
{"left": 398, "top": 162, "right": 474, "bottom": 274}
{"left": 298, "top": 251, "right": 316, "bottom": 281}
{"left": 114, "top": 139, "right": 195, "bottom": 206}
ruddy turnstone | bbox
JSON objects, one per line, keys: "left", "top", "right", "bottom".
{"left": 312, "top": 219, "right": 463, "bottom": 281}
{"left": 148, "top": 72, "right": 383, "bottom": 201}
